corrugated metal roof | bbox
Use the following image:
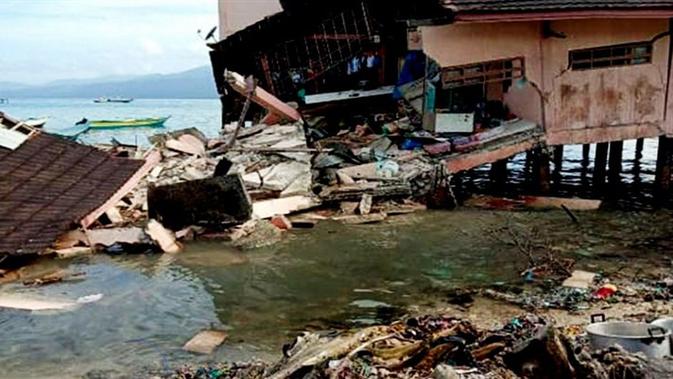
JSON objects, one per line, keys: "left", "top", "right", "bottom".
{"left": 442, "top": 0, "right": 673, "bottom": 12}
{"left": 0, "top": 133, "right": 144, "bottom": 255}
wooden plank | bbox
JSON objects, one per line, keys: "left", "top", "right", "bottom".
{"left": 146, "top": 220, "right": 182, "bottom": 254}
{"left": 445, "top": 139, "right": 539, "bottom": 173}
{"left": 225, "top": 70, "right": 302, "bottom": 122}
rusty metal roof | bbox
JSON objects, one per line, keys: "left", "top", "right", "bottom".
{"left": 0, "top": 133, "right": 144, "bottom": 255}
{"left": 442, "top": 0, "right": 673, "bottom": 12}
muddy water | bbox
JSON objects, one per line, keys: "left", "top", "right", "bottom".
{"left": 2, "top": 138, "right": 673, "bottom": 378}
{"left": 2, "top": 208, "right": 673, "bottom": 378}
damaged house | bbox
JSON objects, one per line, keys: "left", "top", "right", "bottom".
{"left": 210, "top": 0, "right": 673, "bottom": 196}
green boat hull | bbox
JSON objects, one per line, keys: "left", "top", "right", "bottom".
{"left": 87, "top": 117, "right": 170, "bottom": 129}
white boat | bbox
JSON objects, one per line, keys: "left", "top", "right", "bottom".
{"left": 23, "top": 117, "right": 48, "bottom": 128}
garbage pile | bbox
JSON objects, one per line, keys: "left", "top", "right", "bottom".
{"left": 162, "top": 313, "right": 671, "bottom": 379}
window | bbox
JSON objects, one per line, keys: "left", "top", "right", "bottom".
{"left": 440, "top": 57, "right": 525, "bottom": 89}
{"left": 569, "top": 42, "right": 652, "bottom": 70}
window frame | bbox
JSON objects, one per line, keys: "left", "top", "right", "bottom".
{"left": 440, "top": 57, "right": 525, "bottom": 90}
{"left": 568, "top": 41, "right": 653, "bottom": 71}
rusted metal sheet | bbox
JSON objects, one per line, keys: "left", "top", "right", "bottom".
{"left": 0, "top": 133, "right": 145, "bottom": 255}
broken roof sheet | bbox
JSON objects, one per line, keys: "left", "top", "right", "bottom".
{"left": 0, "top": 133, "right": 145, "bottom": 255}
{"left": 442, "top": 0, "right": 673, "bottom": 13}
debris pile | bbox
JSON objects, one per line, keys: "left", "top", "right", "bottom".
{"left": 163, "top": 313, "right": 673, "bottom": 379}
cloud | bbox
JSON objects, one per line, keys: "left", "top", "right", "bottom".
{"left": 140, "top": 38, "right": 165, "bottom": 56}
{"left": 0, "top": 0, "right": 218, "bottom": 84}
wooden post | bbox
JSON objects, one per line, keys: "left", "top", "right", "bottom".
{"left": 655, "top": 136, "right": 673, "bottom": 203}
{"left": 552, "top": 145, "right": 564, "bottom": 187}
{"left": 608, "top": 140, "right": 623, "bottom": 186}
{"left": 593, "top": 142, "right": 609, "bottom": 192}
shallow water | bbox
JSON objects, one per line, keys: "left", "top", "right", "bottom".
{"left": 2, "top": 209, "right": 673, "bottom": 378}
{"left": 2, "top": 98, "right": 221, "bottom": 146}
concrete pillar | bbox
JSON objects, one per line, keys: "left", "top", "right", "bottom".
{"left": 533, "top": 148, "right": 551, "bottom": 194}
{"left": 655, "top": 136, "right": 673, "bottom": 202}
{"left": 608, "top": 141, "right": 624, "bottom": 185}
{"left": 489, "top": 159, "right": 508, "bottom": 194}
{"left": 593, "top": 142, "right": 609, "bottom": 192}
{"left": 635, "top": 138, "right": 645, "bottom": 160}
{"left": 582, "top": 144, "right": 591, "bottom": 168}
{"left": 552, "top": 145, "right": 564, "bottom": 187}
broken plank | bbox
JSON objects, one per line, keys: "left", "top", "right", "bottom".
{"left": 522, "top": 196, "right": 602, "bottom": 211}
{"left": 320, "top": 183, "right": 412, "bottom": 202}
{"left": 225, "top": 71, "right": 302, "bottom": 122}
{"left": 183, "top": 330, "right": 228, "bottom": 354}
{"left": 146, "top": 220, "right": 182, "bottom": 254}
{"left": 252, "top": 196, "right": 320, "bottom": 219}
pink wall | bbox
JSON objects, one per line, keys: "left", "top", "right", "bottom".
{"left": 542, "top": 19, "right": 669, "bottom": 144}
{"left": 421, "top": 18, "right": 672, "bottom": 145}
{"left": 218, "top": 0, "right": 283, "bottom": 39}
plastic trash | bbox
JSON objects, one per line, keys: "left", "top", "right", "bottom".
{"left": 594, "top": 284, "right": 617, "bottom": 300}
{"left": 376, "top": 160, "right": 399, "bottom": 178}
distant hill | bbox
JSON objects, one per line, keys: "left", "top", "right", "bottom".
{"left": 0, "top": 66, "right": 217, "bottom": 99}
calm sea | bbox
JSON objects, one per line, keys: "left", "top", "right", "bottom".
{"left": 2, "top": 98, "right": 222, "bottom": 146}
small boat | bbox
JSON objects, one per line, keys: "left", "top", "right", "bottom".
{"left": 22, "top": 117, "right": 48, "bottom": 128}
{"left": 86, "top": 116, "right": 170, "bottom": 130}
{"left": 94, "top": 97, "right": 134, "bottom": 103}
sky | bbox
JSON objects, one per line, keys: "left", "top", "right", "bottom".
{"left": 0, "top": 0, "right": 219, "bottom": 85}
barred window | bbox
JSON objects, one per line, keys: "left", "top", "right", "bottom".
{"left": 441, "top": 57, "right": 525, "bottom": 89}
{"left": 569, "top": 42, "right": 652, "bottom": 70}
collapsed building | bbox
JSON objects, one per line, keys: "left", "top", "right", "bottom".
{"left": 209, "top": 0, "right": 673, "bottom": 199}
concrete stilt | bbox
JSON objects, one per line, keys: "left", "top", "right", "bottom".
{"left": 552, "top": 145, "right": 564, "bottom": 187}
{"left": 655, "top": 136, "right": 673, "bottom": 203}
{"left": 489, "top": 159, "right": 508, "bottom": 194}
{"left": 581, "top": 144, "right": 591, "bottom": 187}
{"left": 608, "top": 141, "right": 624, "bottom": 185}
{"left": 533, "top": 148, "right": 551, "bottom": 194}
{"left": 593, "top": 142, "right": 609, "bottom": 192}
{"left": 635, "top": 138, "right": 645, "bottom": 160}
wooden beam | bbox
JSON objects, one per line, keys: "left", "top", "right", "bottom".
{"left": 225, "top": 70, "right": 302, "bottom": 123}
{"left": 445, "top": 139, "right": 539, "bottom": 173}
